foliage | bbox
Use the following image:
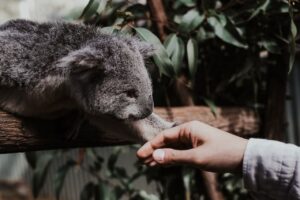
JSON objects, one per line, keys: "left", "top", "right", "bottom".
{"left": 26, "top": 0, "right": 299, "bottom": 199}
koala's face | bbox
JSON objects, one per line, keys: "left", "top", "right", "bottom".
{"left": 63, "top": 36, "right": 155, "bottom": 121}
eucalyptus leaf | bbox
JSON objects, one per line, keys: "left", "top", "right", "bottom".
{"left": 197, "top": 27, "right": 215, "bottom": 41}
{"left": 80, "top": 0, "right": 100, "bottom": 19}
{"left": 86, "top": 149, "right": 104, "bottom": 172}
{"left": 288, "top": 4, "right": 297, "bottom": 72}
{"left": 164, "top": 34, "right": 185, "bottom": 74}
{"left": 138, "top": 190, "right": 159, "bottom": 200}
{"left": 187, "top": 38, "right": 198, "bottom": 85}
{"left": 95, "top": 182, "right": 115, "bottom": 200}
{"left": 101, "top": 26, "right": 117, "bottom": 34}
{"left": 25, "top": 152, "right": 38, "bottom": 169}
{"left": 179, "top": 9, "right": 205, "bottom": 32}
{"left": 134, "top": 27, "right": 175, "bottom": 77}
{"left": 54, "top": 160, "right": 77, "bottom": 199}
{"left": 97, "top": 0, "right": 108, "bottom": 15}
{"left": 182, "top": 167, "right": 194, "bottom": 200}
{"left": 203, "top": 98, "right": 217, "bottom": 117}
{"left": 32, "top": 153, "right": 56, "bottom": 198}
{"left": 80, "top": 182, "right": 95, "bottom": 200}
{"left": 259, "top": 40, "right": 281, "bottom": 54}
{"left": 207, "top": 15, "right": 248, "bottom": 48}
{"left": 107, "top": 147, "right": 122, "bottom": 172}
{"left": 179, "top": 0, "right": 196, "bottom": 7}
{"left": 248, "top": 0, "right": 271, "bottom": 20}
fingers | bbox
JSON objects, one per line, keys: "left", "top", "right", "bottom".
{"left": 137, "top": 125, "right": 185, "bottom": 159}
{"left": 152, "top": 148, "right": 196, "bottom": 165}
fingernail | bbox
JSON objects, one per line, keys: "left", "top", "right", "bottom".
{"left": 153, "top": 149, "right": 165, "bottom": 162}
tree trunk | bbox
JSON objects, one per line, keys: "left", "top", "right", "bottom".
{"left": 264, "top": 56, "right": 288, "bottom": 140}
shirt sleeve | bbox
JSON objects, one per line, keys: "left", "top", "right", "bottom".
{"left": 243, "top": 138, "right": 300, "bottom": 200}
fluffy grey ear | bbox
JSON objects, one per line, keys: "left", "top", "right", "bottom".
{"left": 70, "top": 58, "right": 102, "bottom": 74}
{"left": 137, "top": 41, "right": 157, "bottom": 59}
{"left": 57, "top": 48, "right": 103, "bottom": 74}
{"left": 124, "top": 37, "right": 157, "bottom": 59}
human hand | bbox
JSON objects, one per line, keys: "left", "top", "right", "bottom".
{"left": 137, "top": 121, "right": 248, "bottom": 173}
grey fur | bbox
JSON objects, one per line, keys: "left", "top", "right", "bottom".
{"left": 0, "top": 19, "right": 173, "bottom": 141}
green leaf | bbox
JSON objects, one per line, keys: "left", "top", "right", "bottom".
{"left": 114, "top": 167, "right": 128, "bottom": 179}
{"left": 207, "top": 15, "right": 248, "bottom": 48}
{"left": 107, "top": 147, "right": 122, "bottom": 172}
{"left": 134, "top": 27, "right": 175, "bottom": 77}
{"left": 164, "top": 34, "right": 185, "bottom": 74}
{"left": 182, "top": 167, "right": 194, "bottom": 200}
{"left": 178, "top": 0, "right": 196, "bottom": 7}
{"left": 32, "top": 152, "right": 56, "bottom": 198}
{"left": 79, "top": 0, "right": 108, "bottom": 20}
{"left": 101, "top": 26, "right": 117, "bottom": 34}
{"left": 196, "top": 27, "right": 215, "bottom": 41}
{"left": 187, "top": 38, "right": 198, "bottom": 85}
{"left": 80, "top": 0, "right": 100, "bottom": 19}
{"left": 179, "top": 9, "right": 205, "bottom": 32}
{"left": 288, "top": 3, "right": 297, "bottom": 72}
{"left": 25, "top": 152, "right": 38, "bottom": 169}
{"left": 86, "top": 148, "right": 104, "bottom": 172}
{"left": 97, "top": 0, "right": 108, "bottom": 15}
{"left": 203, "top": 98, "right": 217, "bottom": 117}
{"left": 259, "top": 40, "right": 281, "bottom": 54}
{"left": 80, "top": 182, "right": 95, "bottom": 200}
{"left": 112, "top": 186, "right": 125, "bottom": 199}
{"left": 248, "top": 0, "right": 271, "bottom": 20}
{"left": 137, "top": 191, "right": 159, "bottom": 200}
{"left": 95, "top": 182, "right": 115, "bottom": 200}
{"left": 54, "top": 160, "right": 77, "bottom": 199}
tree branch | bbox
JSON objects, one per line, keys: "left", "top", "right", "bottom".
{"left": 0, "top": 106, "right": 259, "bottom": 153}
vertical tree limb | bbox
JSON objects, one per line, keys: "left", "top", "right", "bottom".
{"left": 264, "top": 56, "right": 288, "bottom": 140}
{"left": 145, "top": 1, "right": 225, "bottom": 198}
{"left": 146, "top": 0, "right": 168, "bottom": 41}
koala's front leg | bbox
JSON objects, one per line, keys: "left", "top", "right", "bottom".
{"left": 59, "top": 110, "right": 86, "bottom": 140}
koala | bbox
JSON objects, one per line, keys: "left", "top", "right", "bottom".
{"left": 0, "top": 19, "right": 173, "bottom": 141}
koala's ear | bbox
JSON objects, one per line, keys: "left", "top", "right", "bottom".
{"left": 137, "top": 42, "right": 157, "bottom": 59}
{"left": 57, "top": 49, "right": 103, "bottom": 74}
{"left": 124, "top": 37, "right": 157, "bottom": 59}
{"left": 71, "top": 58, "right": 102, "bottom": 74}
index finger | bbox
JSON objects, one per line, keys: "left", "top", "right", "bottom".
{"left": 137, "top": 125, "right": 183, "bottom": 159}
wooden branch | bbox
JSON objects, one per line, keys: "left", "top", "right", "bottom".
{"left": 155, "top": 106, "right": 259, "bottom": 137}
{"left": 264, "top": 56, "right": 288, "bottom": 140}
{"left": 147, "top": 0, "right": 168, "bottom": 40}
{"left": 0, "top": 106, "right": 259, "bottom": 153}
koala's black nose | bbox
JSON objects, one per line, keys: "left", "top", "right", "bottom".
{"left": 142, "top": 96, "right": 154, "bottom": 117}
{"left": 136, "top": 94, "right": 153, "bottom": 119}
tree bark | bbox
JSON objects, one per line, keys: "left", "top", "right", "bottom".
{"left": 0, "top": 106, "right": 259, "bottom": 153}
{"left": 146, "top": 0, "right": 168, "bottom": 40}
{"left": 264, "top": 56, "right": 288, "bottom": 140}
{"left": 155, "top": 106, "right": 259, "bottom": 137}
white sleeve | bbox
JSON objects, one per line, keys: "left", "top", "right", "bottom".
{"left": 243, "top": 138, "right": 300, "bottom": 200}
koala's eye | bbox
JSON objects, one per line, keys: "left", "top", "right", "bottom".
{"left": 125, "top": 89, "right": 138, "bottom": 98}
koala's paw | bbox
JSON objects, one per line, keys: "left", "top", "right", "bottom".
{"left": 61, "top": 111, "right": 85, "bottom": 141}
{"left": 65, "top": 122, "right": 82, "bottom": 141}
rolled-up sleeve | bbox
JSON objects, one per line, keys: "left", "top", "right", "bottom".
{"left": 243, "top": 138, "right": 300, "bottom": 200}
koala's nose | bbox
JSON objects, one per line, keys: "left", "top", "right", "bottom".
{"left": 140, "top": 95, "right": 153, "bottom": 118}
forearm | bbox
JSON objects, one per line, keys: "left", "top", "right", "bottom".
{"left": 243, "top": 139, "right": 300, "bottom": 199}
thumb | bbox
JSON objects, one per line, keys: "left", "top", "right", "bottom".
{"left": 152, "top": 148, "right": 195, "bottom": 165}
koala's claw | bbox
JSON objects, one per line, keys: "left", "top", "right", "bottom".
{"left": 61, "top": 111, "right": 85, "bottom": 141}
{"left": 65, "top": 123, "right": 82, "bottom": 141}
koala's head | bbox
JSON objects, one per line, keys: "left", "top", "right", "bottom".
{"left": 59, "top": 34, "right": 155, "bottom": 121}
